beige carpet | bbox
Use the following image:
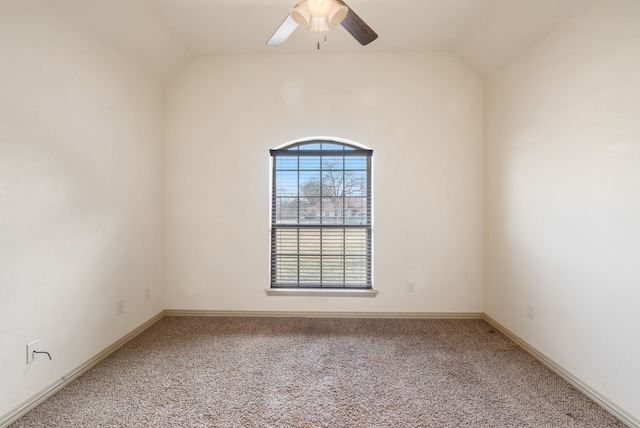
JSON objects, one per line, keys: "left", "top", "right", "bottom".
{"left": 12, "top": 317, "right": 625, "bottom": 427}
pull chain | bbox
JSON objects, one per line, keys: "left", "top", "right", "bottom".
{"left": 317, "top": 33, "right": 328, "bottom": 51}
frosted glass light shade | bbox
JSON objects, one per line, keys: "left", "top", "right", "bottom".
{"left": 327, "top": 3, "right": 348, "bottom": 28}
{"left": 309, "top": 16, "right": 330, "bottom": 32}
{"left": 290, "top": 2, "right": 311, "bottom": 27}
{"left": 307, "top": 0, "right": 332, "bottom": 18}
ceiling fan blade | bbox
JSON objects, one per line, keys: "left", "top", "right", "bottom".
{"left": 266, "top": 14, "right": 298, "bottom": 46}
{"left": 336, "top": 0, "right": 378, "bottom": 46}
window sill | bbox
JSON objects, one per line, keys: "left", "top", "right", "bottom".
{"left": 265, "top": 288, "right": 378, "bottom": 297}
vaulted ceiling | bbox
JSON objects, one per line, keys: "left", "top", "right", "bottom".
{"left": 51, "top": 0, "right": 590, "bottom": 81}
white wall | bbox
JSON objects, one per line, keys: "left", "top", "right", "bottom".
{"left": 164, "top": 52, "right": 484, "bottom": 314}
{"left": 3, "top": 0, "right": 637, "bottom": 422}
{"left": 485, "top": 0, "right": 640, "bottom": 421}
{"left": 0, "top": 0, "right": 164, "bottom": 417}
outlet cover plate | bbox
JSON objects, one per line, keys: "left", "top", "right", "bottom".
{"left": 526, "top": 304, "right": 535, "bottom": 320}
{"left": 27, "top": 340, "right": 40, "bottom": 364}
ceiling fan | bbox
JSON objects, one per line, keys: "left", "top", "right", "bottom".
{"left": 267, "top": 0, "right": 378, "bottom": 48}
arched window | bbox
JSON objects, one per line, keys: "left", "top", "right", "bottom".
{"left": 270, "top": 139, "right": 372, "bottom": 289}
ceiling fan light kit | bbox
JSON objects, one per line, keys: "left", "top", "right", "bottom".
{"left": 267, "top": 0, "right": 377, "bottom": 48}
{"left": 291, "top": 1, "right": 347, "bottom": 31}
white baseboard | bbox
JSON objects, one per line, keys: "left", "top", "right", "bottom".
{"left": 163, "top": 309, "right": 485, "bottom": 319}
{"left": 484, "top": 315, "right": 639, "bottom": 428}
{"left": 0, "top": 311, "right": 165, "bottom": 428}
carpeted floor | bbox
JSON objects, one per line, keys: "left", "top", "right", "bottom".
{"left": 12, "top": 317, "right": 625, "bottom": 427}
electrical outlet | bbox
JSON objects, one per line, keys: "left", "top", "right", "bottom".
{"left": 117, "top": 300, "right": 125, "bottom": 315}
{"left": 407, "top": 281, "right": 415, "bottom": 292}
{"left": 26, "top": 340, "right": 40, "bottom": 364}
{"left": 526, "top": 304, "right": 535, "bottom": 320}
{"left": 144, "top": 288, "right": 150, "bottom": 301}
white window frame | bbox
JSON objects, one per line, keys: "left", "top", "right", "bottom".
{"left": 268, "top": 138, "right": 375, "bottom": 295}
